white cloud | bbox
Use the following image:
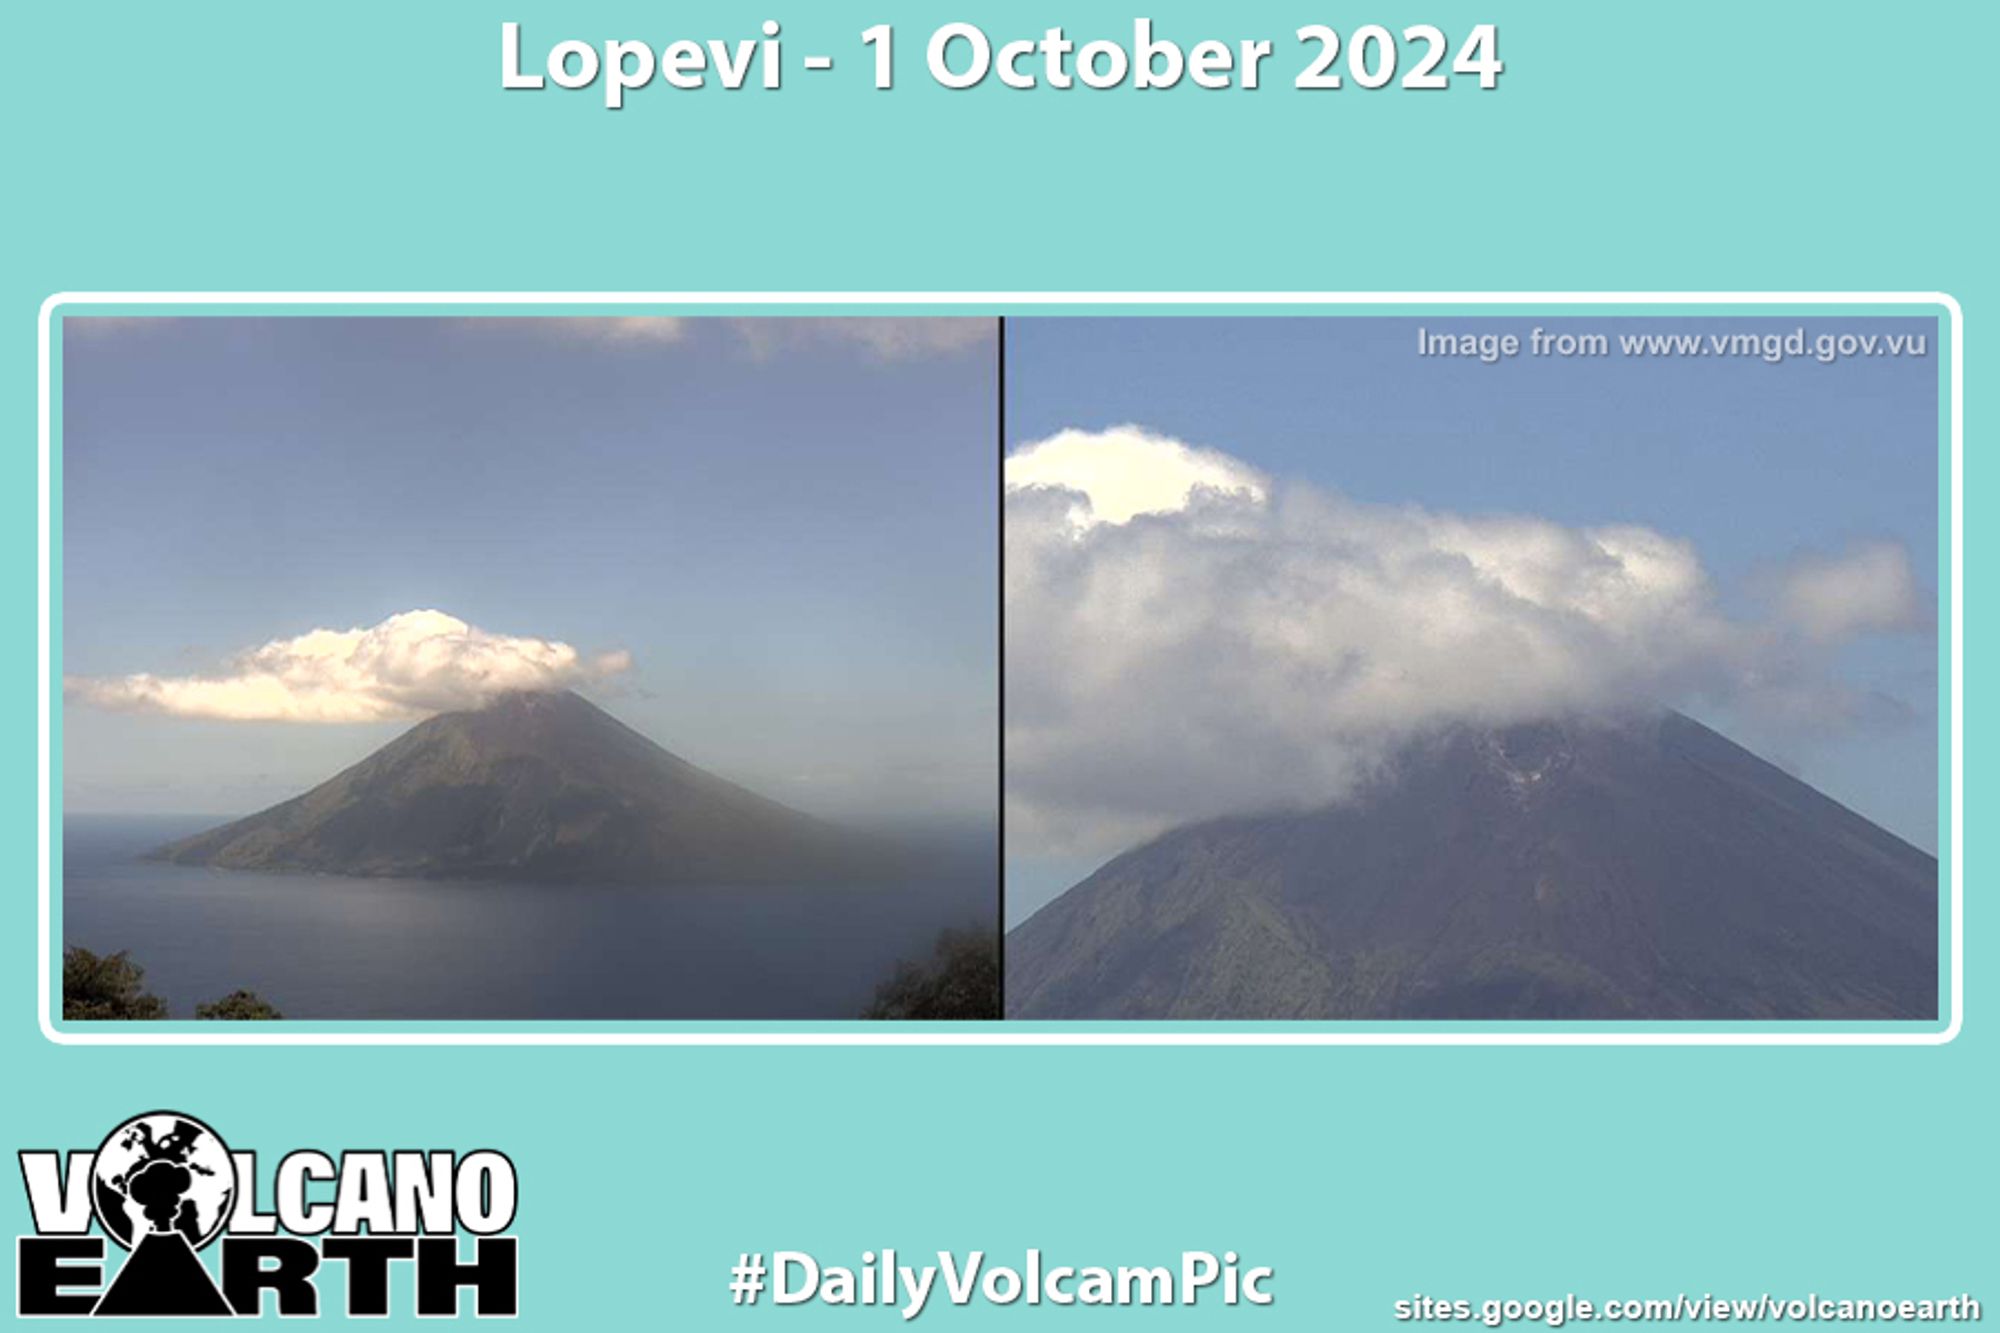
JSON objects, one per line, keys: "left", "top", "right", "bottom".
{"left": 474, "top": 315, "right": 988, "bottom": 361}
{"left": 472, "top": 316, "right": 689, "bottom": 344}
{"left": 1005, "top": 428, "right": 1929, "bottom": 861}
{"left": 725, "top": 317, "right": 992, "bottom": 362}
{"left": 68, "top": 314, "right": 992, "bottom": 361}
{"left": 1774, "top": 541, "right": 1928, "bottom": 641}
{"left": 1006, "top": 426, "right": 1267, "bottom": 526}
{"left": 66, "top": 610, "right": 631, "bottom": 723}
{"left": 563, "top": 316, "right": 689, "bottom": 343}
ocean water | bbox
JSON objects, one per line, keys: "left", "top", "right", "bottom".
{"left": 62, "top": 815, "right": 996, "bottom": 1021}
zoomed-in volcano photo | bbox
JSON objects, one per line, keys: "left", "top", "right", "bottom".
{"left": 1003, "top": 317, "right": 1942, "bottom": 1022}
{"left": 61, "top": 315, "right": 999, "bottom": 1021}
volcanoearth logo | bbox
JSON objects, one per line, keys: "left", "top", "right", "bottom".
{"left": 16, "top": 1110, "right": 519, "bottom": 1318}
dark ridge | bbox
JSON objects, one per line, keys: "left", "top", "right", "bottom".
{"left": 1006, "top": 711, "right": 1937, "bottom": 1021}
{"left": 152, "top": 689, "right": 900, "bottom": 885}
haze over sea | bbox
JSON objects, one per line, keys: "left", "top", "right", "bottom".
{"left": 64, "top": 815, "right": 994, "bottom": 1021}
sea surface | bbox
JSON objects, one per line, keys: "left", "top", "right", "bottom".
{"left": 63, "top": 814, "right": 996, "bottom": 1021}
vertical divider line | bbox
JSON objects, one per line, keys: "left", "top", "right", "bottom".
{"left": 995, "top": 314, "right": 1008, "bottom": 1020}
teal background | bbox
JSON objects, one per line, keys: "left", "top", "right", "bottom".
{"left": 4, "top": 2, "right": 1987, "bottom": 1327}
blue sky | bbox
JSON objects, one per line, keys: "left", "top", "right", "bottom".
{"left": 1005, "top": 316, "right": 1941, "bottom": 921}
{"left": 62, "top": 316, "right": 997, "bottom": 826}
{"left": 1009, "top": 317, "right": 1937, "bottom": 589}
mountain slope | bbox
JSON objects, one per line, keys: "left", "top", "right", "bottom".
{"left": 153, "top": 690, "right": 894, "bottom": 884}
{"left": 1006, "top": 713, "right": 1938, "bottom": 1021}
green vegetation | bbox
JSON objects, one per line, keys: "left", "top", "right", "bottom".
{"left": 61, "top": 947, "right": 168, "bottom": 1020}
{"left": 193, "top": 989, "right": 285, "bottom": 1020}
{"left": 863, "top": 927, "right": 999, "bottom": 1021}
{"left": 61, "top": 946, "right": 283, "bottom": 1021}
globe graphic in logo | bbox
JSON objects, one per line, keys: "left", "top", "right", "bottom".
{"left": 90, "top": 1112, "right": 237, "bottom": 1251}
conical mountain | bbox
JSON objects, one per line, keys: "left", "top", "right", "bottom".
{"left": 1007, "top": 712, "right": 1937, "bottom": 1021}
{"left": 91, "top": 1233, "right": 234, "bottom": 1317}
{"left": 154, "top": 690, "right": 895, "bottom": 884}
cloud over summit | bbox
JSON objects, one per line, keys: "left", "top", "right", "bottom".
{"left": 1007, "top": 425, "right": 1268, "bottom": 526}
{"left": 67, "top": 610, "right": 631, "bottom": 723}
{"left": 1005, "top": 428, "right": 1931, "bottom": 860}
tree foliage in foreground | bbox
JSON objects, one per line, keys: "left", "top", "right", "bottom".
{"left": 194, "top": 989, "right": 285, "bottom": 1020}
{"left": 61, "top": 947, "right": 168, "bottom": 1020}
{"left": 62, "top": 946, "right": 283, "bottom": 1020}
{"left": 864, "top": 927, "right": 1000, "bottom": 1021}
